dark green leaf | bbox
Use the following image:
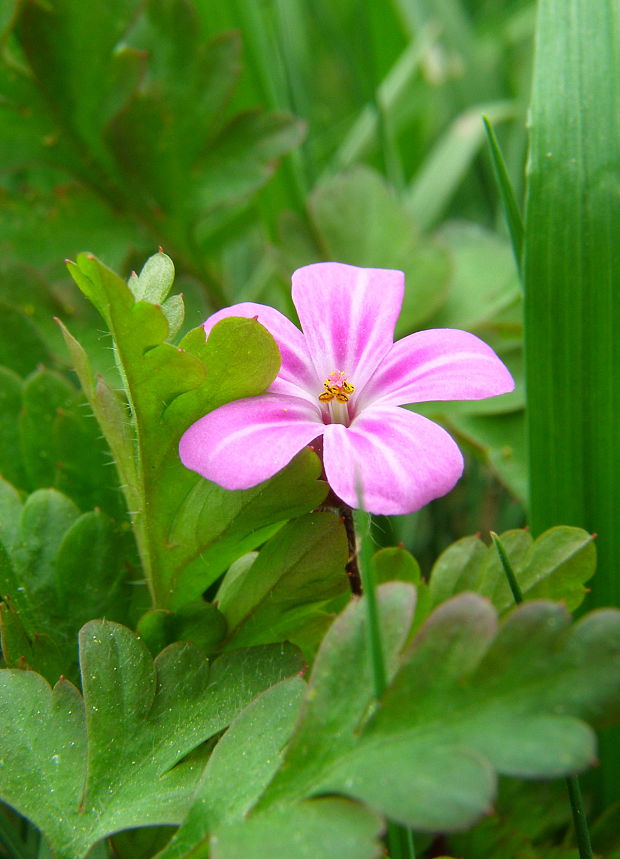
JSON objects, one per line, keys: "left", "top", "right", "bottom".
{"left": 0, "top": 366, "right": 27, "bottom": 489}
{"left": 0, "top": 303, "right": 53, "bottom": 378}
{"left": 259, "top": 588, "right": 620, "bottom": 833}
{"left": 216, "top": 512, "right": 348, "bottom": 648}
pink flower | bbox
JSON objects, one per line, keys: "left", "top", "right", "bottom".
{"left": 179, "top": 263, "right": 514, "bottom": 515}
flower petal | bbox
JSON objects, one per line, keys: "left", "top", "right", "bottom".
{"left": 179, "top": 394, "right": 323, "bottom": 490}
{"left": 322, "top": 405, "right": 463, "bottom": 515}
{"left": 292, "top": 263, "right": 404, "bottom": 392}
{"left": 357, "top": 329, "right": 515, "bottom": 409}
{"left": 203, "top": 303, "right": 318, "bottom": 400}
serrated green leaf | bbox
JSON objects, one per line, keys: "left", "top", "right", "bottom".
{"left": 258, "top": 588, "right": 620, "bottom": 833}
{"left": 429, "top": 526, "right": 596, "bottom": 613}
{"left": 259, "top": 583, "right": 416, "bottom": 807}
{"left": 216, "top": 512, "right": 348, "bottom": 648}
{"left": 0, "top": 619, "right": 303, "bottom": 859}
{"left": 63, "top": 254, "right": 328, "bottom": 609}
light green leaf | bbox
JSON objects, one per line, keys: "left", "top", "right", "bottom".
{"left": 128, "top": 252, "right": 176, "bottom": 305}
{"left": 63, "top": 254, "right": 327, "bottom": 609}
{"left": 429, "top": 526, "right": 596, "bottom": 613}
{"left": 372, "top": 547, "right": 421, "bottom": 585}
{"left": 156, "top": 676, "right": 306, "bottom": 858}
{"left": 0, "top": 619, "right": 303, "bottom": 859}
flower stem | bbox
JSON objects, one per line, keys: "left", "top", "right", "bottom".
{"left": 354, "top": 508, "right": 415, "bottom": 859}
{"left": 491, "top": 532, "right": 593, "bottom": 859}
{"left": 340, "top": 506, "right": 363, "bottom": 595}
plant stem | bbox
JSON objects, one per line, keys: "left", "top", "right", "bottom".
{"left": 353, "top": 508, "right": 415, "bottom": 859}
{"left": 566, "top": 774, "right": 594, "bottom": 859}
{"left": 491, "top": 531, "right": 593, "bottom": 859}
{"left": 340, "top": 505, "right": 363, "bottom": 595}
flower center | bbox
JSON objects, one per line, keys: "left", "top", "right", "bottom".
{"left": 318, "top": 370, "right": 355, "bottom": 425}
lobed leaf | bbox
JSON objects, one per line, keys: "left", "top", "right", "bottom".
{"left": 257, "top": 587, "right": 620, "bottom": 833}
{"left": 0, "top": 619, "right": 303, "bottom": 859}
{"left": 429, "top": 525, "right": 596, "bottom": 612}
{"left": 63, "top": 253, "right": 327, "bottom": 608}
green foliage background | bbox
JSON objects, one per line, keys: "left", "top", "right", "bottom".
{"left": 1, "top": 0, "right": 620, "bottom": 857}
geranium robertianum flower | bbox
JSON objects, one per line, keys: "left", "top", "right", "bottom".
{"left": 179, "top": 263, "right": 514, "bottom": 515}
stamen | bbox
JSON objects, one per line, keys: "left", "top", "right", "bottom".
{"left": 317, "top": 370, "right": 355, "bottom": 410}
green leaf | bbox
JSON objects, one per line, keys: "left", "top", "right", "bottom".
{"left": 0, "top": 302, "right": 53, "bottom": 378}
{"left": 523, "top": 6, "right": 620, "bottom": 803}
{"left": 524, "top": 2, "right": 620, "bottom": 800}
{"left": 0, "top": 619, "right": 303, "bottom": 859}
{"left": 156, "top": 676, "right": 306, "bottom": 858}
{"left": 207, "top": 799, "right": 383, "bottom": 859}
{"left": 279, "top": 167, "right": 451, "bottom": 332}
{"left": 128, "top": 252, "right": 176, "bottom": 305}
{"left": 19, "top": 368, "right": 80, "bottom": 489}
{"left": 429, "top": 526, "right": 596, "bottom": 613}
{"left": 372, "top": 547, "right": 421, "bottom": 585}
{"left": 216, "top": 512, "right": 348, "bottom": 648}
{"left": 63, "top": 253, "right": 327, "bottom": 609}
{"left": 0, "top": 366, "right": 27, "bottom": 489}
{"left": 258, "top": 582, "right": 417, "bottom": 807}
{"left": 137, "top": 601, "right": 228, "bottom": 656}
{"left": 482, "top": 115, "right": 524, "bottom": 272}
{"left": 258, "top": 588, "right": 620, "bottom": 833}
{"left": 0, "top": 479, "right": 130, "bottom": 682}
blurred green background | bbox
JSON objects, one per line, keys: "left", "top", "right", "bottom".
{"left": 0, "top": 0, "right": 530, "bottom": 568}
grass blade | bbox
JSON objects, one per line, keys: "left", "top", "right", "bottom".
{"left": 524, "top": 0, "right": 620, "bottom": 804}
{"left": 483, "top": 114, "right": 524, "bottom": 274}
